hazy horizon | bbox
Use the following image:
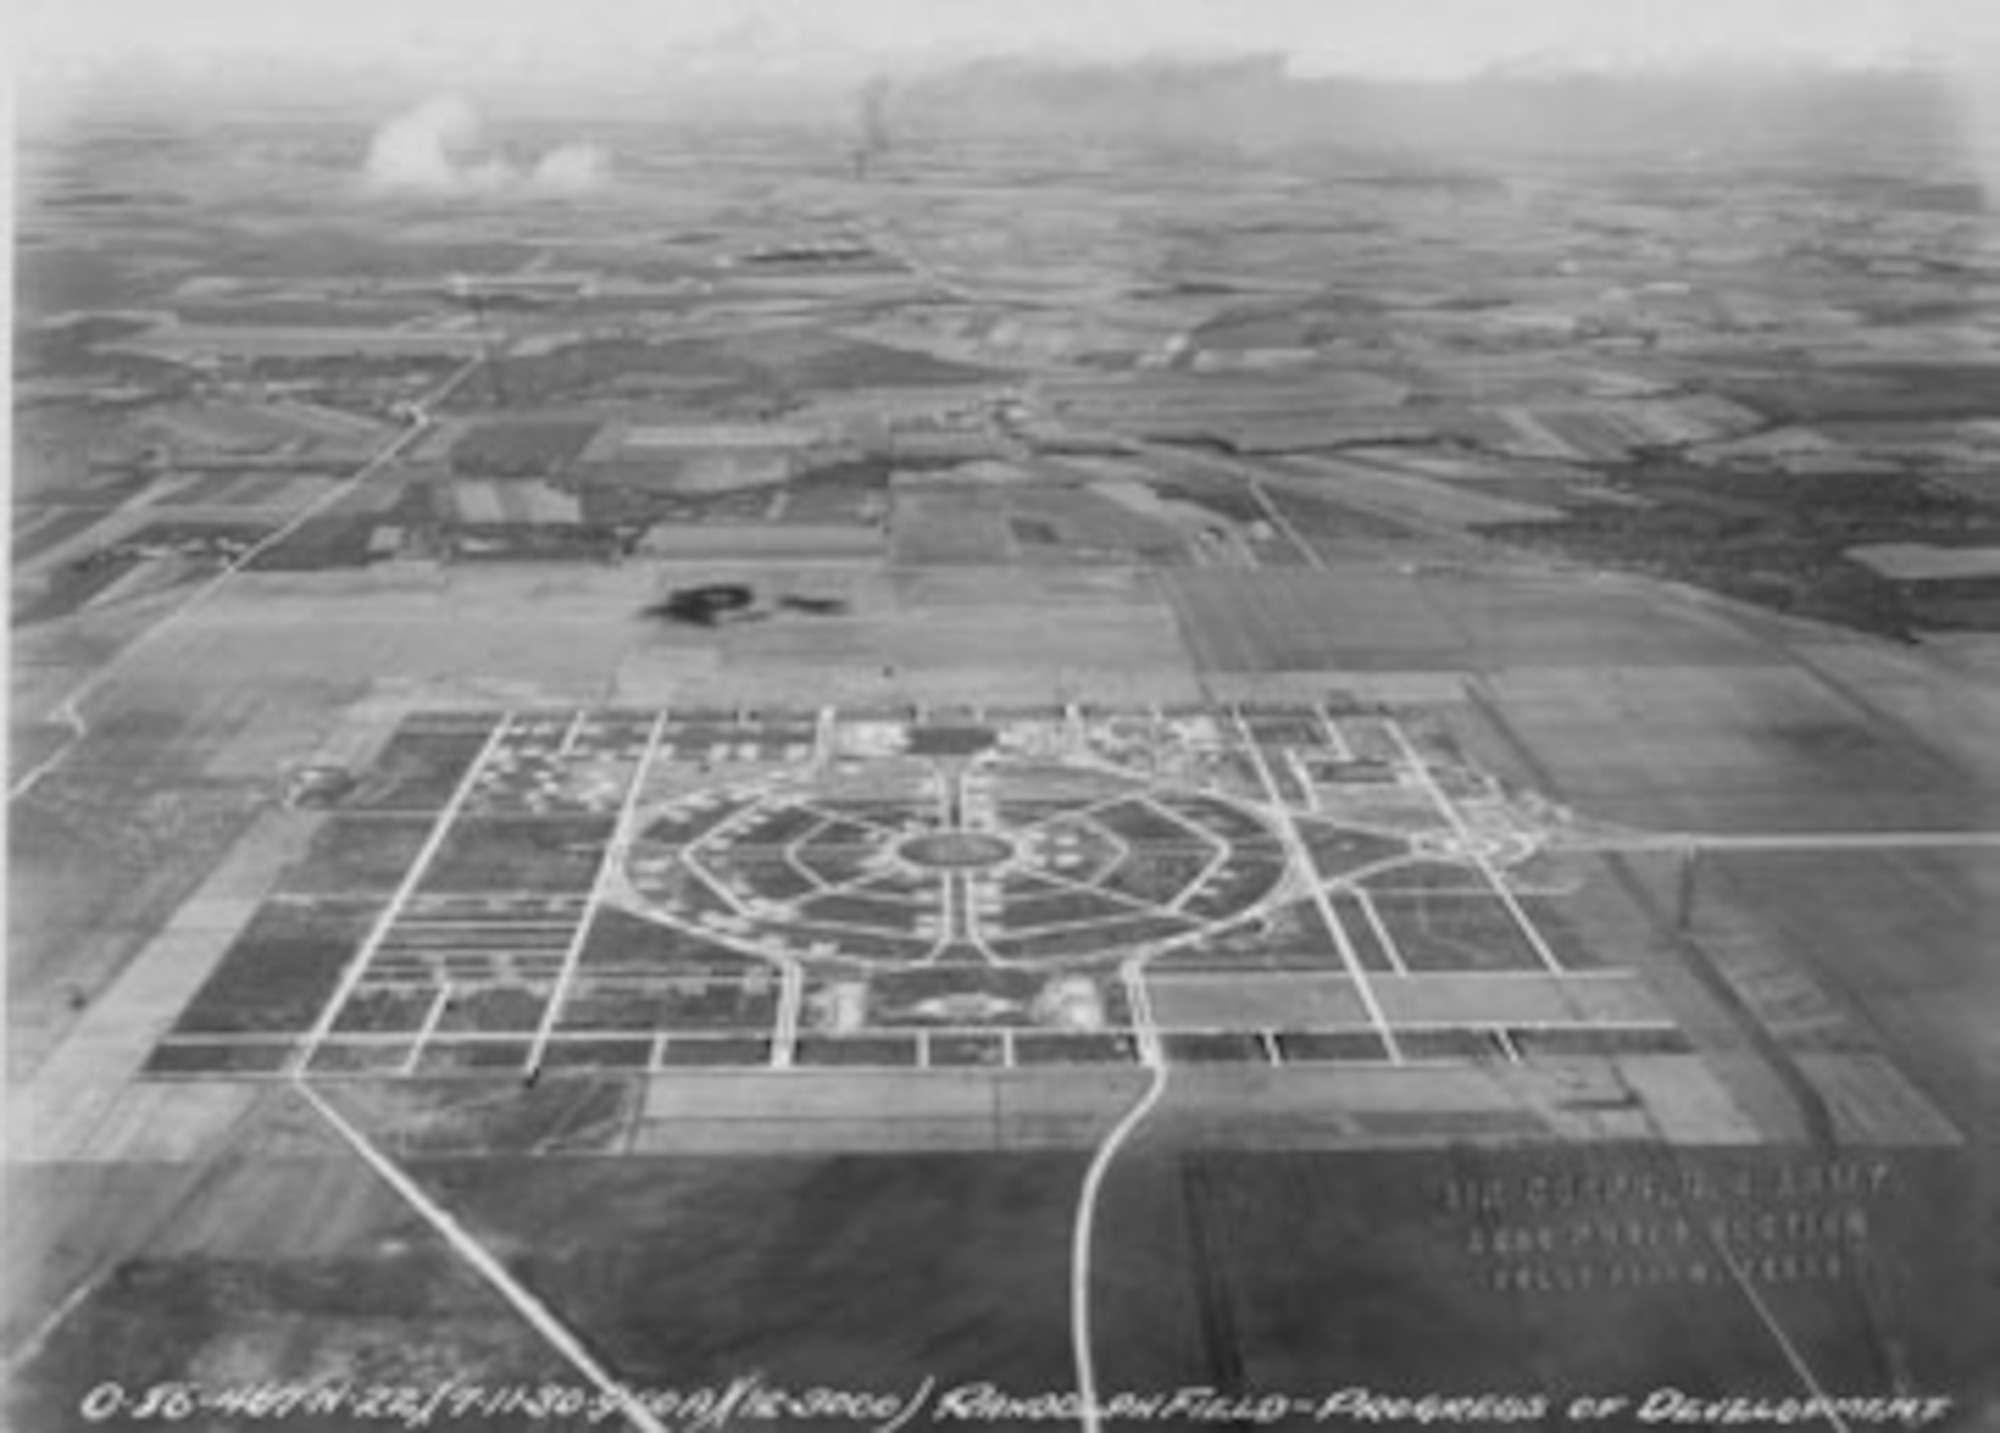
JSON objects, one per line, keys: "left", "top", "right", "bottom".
{"left": 15, "top": 0, "right": 2000, "bottom": 93}
{"left": 10, "top": 1, "right": 2000, "bottom": 197}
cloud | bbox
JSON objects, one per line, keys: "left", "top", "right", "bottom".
{"left": 530, "top": 142, "right": 611, "bottom": 192}
{"left": 362, "top": 95, "right": 611, "bottom": 194}
{"left": 364, "top": 95, "right": 485, "bottom": 189}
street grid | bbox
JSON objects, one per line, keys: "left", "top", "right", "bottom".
{"left": 137, "top": 699, "right": 1722, "bottom": 1083}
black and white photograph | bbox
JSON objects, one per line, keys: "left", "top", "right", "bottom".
{"left": 6, "top": 2, "right": 2000, "bottom": 1429}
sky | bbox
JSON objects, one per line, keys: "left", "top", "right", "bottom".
{"left": 11, "top": 0, "right": 2000, "bottom": 87}
{"left": 10, "top": 0, "right": 2000, "bottom": 181}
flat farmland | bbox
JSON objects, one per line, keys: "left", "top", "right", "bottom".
{"left": 102, "top": 568, "right": 665, "bottom": 701}
{"left": 1090, "top": 1143, "right": 1998, "bottom": 1402}
{"left": 1151, "top": 896, "right": 1347, "bottom": 972}
{"left": 1692, "top": 849, "right": 2000, "bottom": 1140}
{"left": 1370, "top": 972, "right": 1671, "bottom": 1026}
{"left": 165, "top": 898, "right": 381, "bottom": 1040}
{"left": 448, "top": 417, "right": 602, "bottom": 474}
{"left": 1786, "top": 635, "right": 2000, "bottom": 784}
{"left": 1424, "top": 577, "right": 1778, "bottom": 669}
{"left": 1369, "top": 890, "right": 1547, "bottom": 973}
{"left": 418, "top": 815, "right": 614, "bottom": 894}
{"left": 1158, "top": 566, "right": 1469, "bottom": 671}
{"left": 889, "top": 486, "right": 1019, "bottom": 563}
{"left": 342, "top": 724, "right": 495, "bottom": 812}
{"left": 1472, "top": 662, "right": 1976, "bottom": 830}
{"left": 8, "top": 677, "right": 361, "bottom": 1078}
{"left": 634, "top": 1068, "right": 1146, "bottom": 1151}
{"left": 413, "top": 1153, "right": 1083, "bottom": 1391}
{"left": 593, "top": 563, "right": 1200, "bottom": 705}
{"left": 718, "top": 575, "right": 1197, "bottom": 699}
{"left": 273, "top": 816, "right": 436, "bottom": 896}
{"left": 1145, "top": 972, "right": 1371, "bottom": 1029}
{"left": 9, "top": 1176, "right": 570, "bottom": 1433}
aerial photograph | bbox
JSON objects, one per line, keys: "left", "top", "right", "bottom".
{"left": 6, "top": 0, "right": 2000, "bottom": 1428}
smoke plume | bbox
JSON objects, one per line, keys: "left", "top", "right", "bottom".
{"left": 363, "top": 96, "right": 611, "bottom": 195}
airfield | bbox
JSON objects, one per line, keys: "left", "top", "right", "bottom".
{"left": 12, "top": 542, "right": 1997, "bottom": 1423}
{"left": 11, "top": 104, "right": 2000, "bottom": 1429}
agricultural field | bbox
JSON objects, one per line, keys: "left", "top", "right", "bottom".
{"left": 13, "top": 88, "right": 2000, "bottom": 1431}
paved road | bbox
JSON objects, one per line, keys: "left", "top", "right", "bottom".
{"left": 9, "top": 356, "right": 484, "bottom": 804}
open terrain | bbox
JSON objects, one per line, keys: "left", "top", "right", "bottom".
{"left": 10, "top": 80, "right": 2000, "bottom": 1433}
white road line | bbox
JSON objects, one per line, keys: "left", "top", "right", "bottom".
{"left": 813, "top": 706, "right": 837, "bottom": 768}
{"left": 1, "top": 1087, "right": 286, "bottom": 1373}
{"left": 1354, "top": 889, "right": 1410, "bottom": 977}
{"left": 3, "top": 1264, "right": 106, "bottom": 1380}
{"left": 556, "top": 708, "right": 588, "bottom": 758}
{"left": 1167, "top": 837, "right": 1232, "bottom": 917}
{"left": 1381, "top": 968, "right": 1642, "bottom": 981}
{"left": 1315, "top": 706, "right": 1355, "bottom": 763}
{"left": 1160, "top": 440, "right": 1328, "bottom": 572}
{"left": 1553, "top": 830, "right": 2000, "bottom": 854}
{"left": 1125, "top": 956, "right": 1166, "bottom": 1068}
{"left": 9, "top": 695, "right": 87, "bottom": 803}
{"left": 1380, "top": 721, "right": 1566, "bottom": 976}
{"left": 1031, "top": 865, "right": 1188, "bottom": 923}
{"left": 527, "top": 712, "right": 670, "bottom": 1074}
{"left": 1499, "top": 1019, "right": 1683, "bottom": 1032}
{"left": 401, "top": 985, "right": 455, "bottom": 1075}
{"left": 8, "top": 355, "right": 483, "bottom": 805}
{"left": 1239, "top": 467, "right": 1322, "bottom": 571}
{"left": 297, "top": 715, "right": 515, "bottom": 1068}
{"left": 1230, "top": 708, "right": 1404, "bottom": 1063}
{"left": 1711, "top": 1240, "right": 1855, "bottom": 1433}
{"left": 770, "top": 956, "right": 808, "bottom": 1070}
{"left": 1071, "top": 986, "right": 1170, "bottom": 1433}
{"left": 292, "top": 1081, "right": 670, "bottom": 1433}
{"left": 1282, "top": 748, "right": 1320, "bottom": 812}
{"left": 12, "top": 506, "right": 62, "bottom": 542}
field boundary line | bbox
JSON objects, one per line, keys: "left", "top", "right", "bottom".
{"left": 1353, "top": 888, "right": 1410, "bottom": 976}
{"left": 298, "top": 715, "right": 515, "bottom": 1069}
{"left": 292, "top": 1081, "right": 669, "bottom": 1433}
{"left": 1555, "top": 830, "right": 2000, "bottom": 854}
{"left": 1230, "top": 707, "right": 1404, "bottom": 1062}
{"left": 527, "top": 711, "right": 671, "bottom": 1075}
{"left": 8, "top": 354, "right": 482, "bottom": 805}
{"left": 1380, "top": 721, "right": 1567, "bottom": 975}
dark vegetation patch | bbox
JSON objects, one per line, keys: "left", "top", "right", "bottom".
{"left": 419, "top": 817, "right": 613, "bottom": 895}
{"left": 17, "top": 314, "right": 155, "bottom": 370}
{"left": 645, "top": 584, "right": 850, "bottom": 626}
{"left": 14, "top": 249, "right": 151, "bottom": 315}
{"left": 448, "top": 419, "right": 601, "bottom": 477}
{"left": 249, "top": 481, "right": 437, "bottom": 572}
{"left": 343, "top": 727, "right": 491, "bottom": 813}
{"left": 1714, "top": 365, "right": 2000, "bottom": 425}
{"left": 170, "top": 899, "right": 383, "bottom": 1036}
{"left": 647, "top": 583, "right": 756, "bottom": 627}
{"left": 1484, "top": 461, "right": 2000, "bottom": 639}
{"left": 277, "top": 816, "right": 434, "bottom": 896}
{"left": 142, "top": 1040, "right": 298, "bottom": 1075}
